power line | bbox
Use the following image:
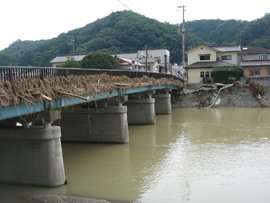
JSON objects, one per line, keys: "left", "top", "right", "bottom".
{"left": 116, "top": 0, "right": 182, "bottom": 43}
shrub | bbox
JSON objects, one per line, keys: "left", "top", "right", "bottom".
{"left": 211, "top": 66, "right": 243, "bottom": 84}
{"left": 80, "top": 52, "right": 118, "bottom": 69}
{"left": 57, "top": 56, "right": 81, "bottom": 68}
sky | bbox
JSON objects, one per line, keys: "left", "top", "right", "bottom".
{"left": 0, "top": 0, "right": 269, "bottom": 52}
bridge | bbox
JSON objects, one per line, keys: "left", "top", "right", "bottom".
{"left": 0, "top": 66, "right": 183, "bottom": 187}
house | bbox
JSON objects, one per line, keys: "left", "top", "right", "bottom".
{"left": 241, "top": 60, "right": 270, "bottom": 78}
{"left": 50, "top": 54, "right": 86, "bottom": 67}
{"left": 239, "top": 46, "right": 270, "bottom": 61}
{"left": 239, "top": 47, "right": 270, "bottom": 80}
{"left": 114, "top": 55, "right": 145, "bottom": 70}
{"left": 185, "top": 45, "right": 241, "bottom": 84}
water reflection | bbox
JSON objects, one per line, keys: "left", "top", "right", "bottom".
{"left": 0, "top": 108, "right": 270, "bottom": 203}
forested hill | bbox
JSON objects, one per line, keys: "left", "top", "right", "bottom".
{"left": 185, "top": 13, "right": 270, "bottom": 47}
{"left": 1, "top": 11, "right": 270, "bottom": 67}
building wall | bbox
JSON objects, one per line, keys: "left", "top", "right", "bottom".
{"left": 139, "top": 49, "right": 170, "bottom": 64}
{"left": 243, "top": 66, "right": 270, "bottom": 78}
{"left": 187, "top": 47, "right": 217, "bottom": 65}
{"left": 240, "top": 54, "right": 270, "bottom": 61}
{"left": 217, "top": 51, "right": 238, "bottom": 66}
{"left": 187, "top": 68, "right": 213, "bottom": 84}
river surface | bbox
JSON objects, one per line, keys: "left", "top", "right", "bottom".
{"left": 1, "top": 108, "right": 270, "bottom": 203}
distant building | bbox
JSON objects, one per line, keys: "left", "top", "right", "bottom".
{"left": 114, "top": 55, "right": 145, "bottom": 70}
{"left": 50, "top": 49, "right": 170, "bottom": 73}
{"left": 50, "top": 54, "right": 86, "bottom": 67}
{"left": 115, "top": 49, "right": 170, "bottom": 73}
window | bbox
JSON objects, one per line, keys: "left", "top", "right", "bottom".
{"left": 250, "top": 70, "right": 260, "bottom": 77}
{"left": 267, "top": 70, "right": 270, "bottom": 76}
{"left": 205, "top": 71, "right": 210, "bottom": 77}
{"left": 258, "top": 54, "right": 267, "bottom": 60}
{"left": 200, "top": 55, "right": 210, "bottom": 60}
{"left": 200, "top": 71, "right": 204, "bottom": 78}
{"left": 221, "top": 55, "right": 232, "bottom": 60}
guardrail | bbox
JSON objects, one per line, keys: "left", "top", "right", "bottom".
{"left": 0, "top": 66, "right": 184, "bottom": 84}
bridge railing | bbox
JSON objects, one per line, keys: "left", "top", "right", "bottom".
{"left": 0, "top": 66, "right": 184, "bottom": 84}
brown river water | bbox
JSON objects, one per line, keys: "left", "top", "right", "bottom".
{"left": 1, "top": 108, "right": 270, "bottom": 203}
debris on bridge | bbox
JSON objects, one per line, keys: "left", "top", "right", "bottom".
{"left": 0, "top": 73, "right": 184, "bottom": 107}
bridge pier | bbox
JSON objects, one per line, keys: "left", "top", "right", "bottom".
{"left": 58, "top": 105, "right": 129, "bottom": 143}
{"left": 0, "top": 126, "right": 66, "bottom": 187}
{"left": 0, "top": 110, "right": 66, "bottom": 187}
{"left": 153, "top": 91, "right": 172, "bottom": 114}
{"left": 124, "top": 94, "right": 156, "bottom": 125}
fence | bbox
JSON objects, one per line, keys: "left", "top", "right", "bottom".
{"left": 0, "top": 66, "right": 184, "bottom": 84}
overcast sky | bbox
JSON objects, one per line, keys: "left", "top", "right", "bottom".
{"left": 0, "top": 0, "right": 269, "bottom": 51}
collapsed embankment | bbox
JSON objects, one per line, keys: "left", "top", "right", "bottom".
{"left": 172, "top": 82, "right": 270, "bottom": 108}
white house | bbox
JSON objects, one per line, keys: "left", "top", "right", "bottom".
{"left": 185, "top": 45, "right": 241, "bottom": 84}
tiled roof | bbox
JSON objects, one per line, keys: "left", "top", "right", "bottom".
{"left": 186, "top": 61, "right": 235, "bottom": 69}
{"left": 50, "top": 54, "right": 86, "bottom": 63}
{"left": 239, "top": 47, "right": 270, "bottom": 55}
{"left": 208, "top": 45, "right": 241, "bottom": 52}
{"left": 240, "top": 60, "right": 270, "bottom": 66}
{"left": 186, "top": 44, "right": 241, "bottom": 54}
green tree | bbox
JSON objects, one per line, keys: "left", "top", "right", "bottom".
{"left": 57, "top": 56, "right": 81, "bottom": 68}
{"left": 80, "top": 52, "right": 118, "bottom": 69}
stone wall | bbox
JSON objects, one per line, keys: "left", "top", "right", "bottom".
{"left": 172, "top": 85, "right": 270, "bottom": 108}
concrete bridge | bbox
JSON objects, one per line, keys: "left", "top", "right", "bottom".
{"left": 0, "top": 66, "right": 183, "bottom": 187}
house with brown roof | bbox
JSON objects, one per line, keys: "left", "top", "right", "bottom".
{"left": 241, "top": 60, "right": 270, "bottom": 78}
{"left": 239, "top": 46, "right": 270, "bottom": 61}
{"left": 185, "top": 45, "right": 241, "bottom": 84}
{"left": 239, "top": 47, "right": 270, "bottom": 80}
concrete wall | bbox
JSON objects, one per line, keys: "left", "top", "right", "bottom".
{"left": 0, "top": 126, "right": 66, "bottom": 186}
{"left": 58, "top": 106, "right": 129, "bottom": 143}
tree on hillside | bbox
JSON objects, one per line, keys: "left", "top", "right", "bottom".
{"left": 0, "top": 54, "right": 18, "bottom": 66}
{"left": 80, "top": 52, "right": 118, "bottom": 69}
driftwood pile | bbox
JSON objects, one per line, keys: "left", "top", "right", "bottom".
{"left": 0, "top": 74, "right": 184, "bottom": 107}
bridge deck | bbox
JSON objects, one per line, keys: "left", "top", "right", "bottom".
{"left": 0, "top": 84, "right": 181, "bottom": 121}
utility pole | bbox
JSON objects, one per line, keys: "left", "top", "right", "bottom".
{"left": 70, "top": 39, "right": 75, "bottom": 55}
{"left": 178, "top": 5, "right": 186, "bottom": 68}
{"left": 145, "top": 45, "right": 148, "bottom": 72}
